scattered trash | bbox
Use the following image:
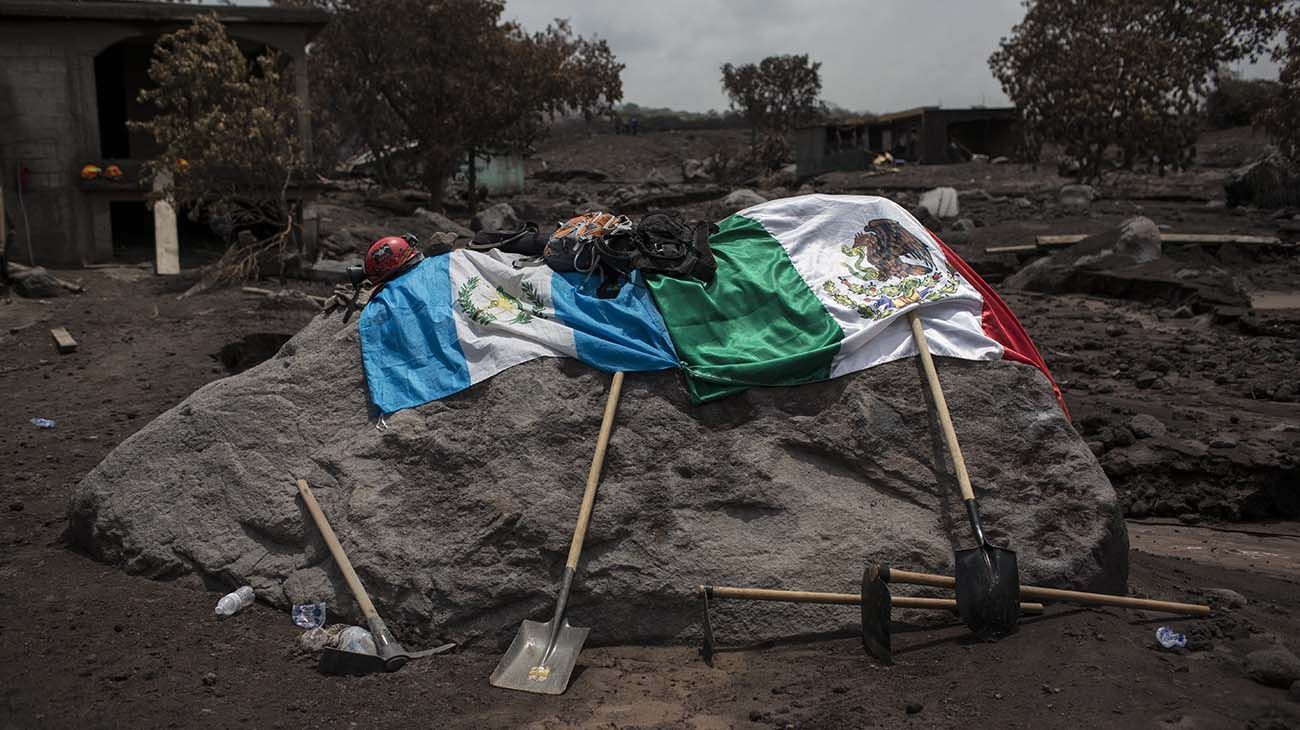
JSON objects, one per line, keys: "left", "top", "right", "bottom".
{"left": 296, "top": 624, "right": 346, "bottom": 655}
{"left": 30, "top": 417, "right": 55, "bottom": 429}
{"left": 1156, "top": 626, "right": 1187, "bottom": 650}
{"left": 215, "top": 586, "right": 255, "bottom": 617}
{"left": 337, "top": 626, "right": 377, "bottom": 656}
{"left": 292, "top": 602, "right": 327, "bottom": 630}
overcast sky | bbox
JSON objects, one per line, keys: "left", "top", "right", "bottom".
{"left": 504, "top": 0, "right": 1280, "bottom": 114}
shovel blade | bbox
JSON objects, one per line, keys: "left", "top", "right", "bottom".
{"left": 318, "top": 647, "right": 390, "bottom": 676}
{"left": 955, "top": 544, "right": 1020, "bottom": 640}
{"left": 489, "top": 618, "right": 590, "bottom": 695}
{"left": 860, "top": 571, "right": 893, "bottom": 665}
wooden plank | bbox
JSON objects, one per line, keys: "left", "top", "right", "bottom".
{"left": 50, "top": 327, "right": 77, "bottom": 354}
{"left": 1250, "top": 291, "right": 1300, "bottom": 312}
{"left": 984, "top": 244, "right": 1040, "bottom": 254}
{"left": 1035, "top": 235, "right": 1086, "bottom": 247}
{"left": 1163, "top": 233, "right": 1279, "bottom": 245}
{"left": 1035, "top": 233, "right": 1281, "bottom": 247}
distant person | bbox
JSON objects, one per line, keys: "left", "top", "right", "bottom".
{"left": 906, "top": 128, "right": 919, "bottom": 162}
{"left": 629, "top": 115, "right": 639, "bottom": 136}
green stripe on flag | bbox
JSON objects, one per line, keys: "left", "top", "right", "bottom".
{"left": 647, "top": 213, "right": 843, "bottom": 403}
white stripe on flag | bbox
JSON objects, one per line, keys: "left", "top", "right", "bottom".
{"left": 448, "top": 249, "right": 578, "bottom": 383}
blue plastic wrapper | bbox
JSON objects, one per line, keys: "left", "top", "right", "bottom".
{"left": 31, "top": 418, "right": 56, "bottom": 429}
{"left": 1156, "top": 626, "right": 1186, "bottom": 649}
{"left": 292, "top": 602, "right": 327, "bottom": 629}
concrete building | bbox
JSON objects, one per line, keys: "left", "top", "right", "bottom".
{"left": 795, "top": 106, "right": 1021, "bottom": 178}
{"left": 0, "top": 0, "right": 327, "bottom": 268}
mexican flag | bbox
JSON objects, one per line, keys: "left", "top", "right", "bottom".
{"left": 647, "top": 194, "right": 1061, "bottom": 407}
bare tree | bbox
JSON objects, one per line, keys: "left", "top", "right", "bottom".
{"left": 721, "top": 54, "right": 822, "bottom": 164}
{"left": 309, "top": 0, "right": 623, "bottom": 211}
{"left": 132, "top": 13, "right": 307, "bottom": 296}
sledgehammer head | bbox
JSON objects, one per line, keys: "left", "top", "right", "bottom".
{"left": 861, "top": 563, "right": 893, "bottom": 665}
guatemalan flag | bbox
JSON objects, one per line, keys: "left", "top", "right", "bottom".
{"left": 646, "top": 194, "right": 1064, "bottom": 412}
{"left": 360, "top": 249, "right": 679, "bottom": 414}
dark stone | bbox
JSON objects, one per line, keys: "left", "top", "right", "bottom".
{"left": 12, "top": 267, "right": 62, "bottom": 298}
{"left": 1129, "top": 414, "right": 1167, "bottom": 439}
{"left": 1245, "top": 647, "right": 1300, "bottom": 688}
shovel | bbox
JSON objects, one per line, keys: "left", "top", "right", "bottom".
{"left": 490, "top": 371, "right": 626, "bottom": 695}
{"left": 862, "top": 562, "right": 1210, "bottom": 660}
{"left": 907, "top": 310, "right": 1020, "bottom": 639}
{"left": 296, "top": 478, "right": 454, "bottom": 675}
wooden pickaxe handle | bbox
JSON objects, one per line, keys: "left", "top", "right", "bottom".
{"left": 880, "top": 567, "right": 1211, "bottom": 616}
{"left": 698, "top": 585, "right": 1044, "bottom": 613}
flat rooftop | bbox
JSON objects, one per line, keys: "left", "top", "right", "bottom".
{"left": 0, "top": 0, "right": 329, "bottom": 26}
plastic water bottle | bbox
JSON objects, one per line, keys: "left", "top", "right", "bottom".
{"left": 337, "top": 626, "right": 377, "bottom": 655}
{"left": 214, "top": 586, "right": 255, "bottom": 617}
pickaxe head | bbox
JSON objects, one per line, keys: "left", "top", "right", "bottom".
{"left": 860, "top": 563, "right": 893, "bottom": 665}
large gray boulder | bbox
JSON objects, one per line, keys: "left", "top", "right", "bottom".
{"left": 68, "top": 313, "right": 1126, "bottom": 649}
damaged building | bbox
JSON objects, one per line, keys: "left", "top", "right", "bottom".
{"left": 0, "top": 0, "right": 327, "bottom": 269}
{"left": 795, "top": 106, "right": 1021, "bottom": 178}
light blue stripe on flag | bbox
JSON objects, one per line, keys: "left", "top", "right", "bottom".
{"left": 552, "top": 271, "right": 680, "bottom": 374}
{"left": 359, "top": 255, "right": 470, "bottom": 411}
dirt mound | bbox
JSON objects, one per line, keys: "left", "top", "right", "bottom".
{"left": 67, "top": 311, "right": 1126, "bottom": 649}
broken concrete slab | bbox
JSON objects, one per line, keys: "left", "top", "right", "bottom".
{"left": 471, "top": 202, "right": 522, "bottom": 233}
{"left": 1058, "top": 184, "right": 1097, "bottom": 209}
{"left": 722, "top": 189, "right": 767, "bottom": 209}
{"left": 414, "top": 208, "right": 474, "bottom": 238}
{"left": 918, "top": 187, "right": 959, "bottom": 219}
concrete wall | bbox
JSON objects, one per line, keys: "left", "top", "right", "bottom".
{"left": 0, "top": 17, "right": 316, "bottom": 267}
{"left": 0, "top": 30, "right": 94, "bottom": 266}
{"left": 795, "top": 126, "right": 870, "bottom": 179}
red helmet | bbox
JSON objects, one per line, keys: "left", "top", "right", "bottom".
{"left": 365, "top": 235, "right": 422, "bottom": 284}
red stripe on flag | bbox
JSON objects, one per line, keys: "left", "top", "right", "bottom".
{"left": 934, "top": 237, "right": 1069, "bottom": 419}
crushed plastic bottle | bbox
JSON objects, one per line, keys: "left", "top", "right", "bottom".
{"left": 1156, "top": 626, "right": 1187, "bottom": 650}
{"left": 30, "top": 418, "right": 56, "bottom": 429}
{"left": 337, "top": 626, "right": 377, "bottom": 656}
{"left": 292, "top": 602, "right": 327, "bottom": 630}
{"left": 214, "top": 586, "right": 255, "bottom": 617}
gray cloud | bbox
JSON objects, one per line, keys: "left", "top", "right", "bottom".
{"left": 505, "top": 0, "right": 1281, "bottom": 114}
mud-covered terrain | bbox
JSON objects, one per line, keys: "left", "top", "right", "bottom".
{"left": 2, "top": 125, "right": 1298, "bottom": 728}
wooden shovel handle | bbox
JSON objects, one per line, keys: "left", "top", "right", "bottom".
{"left": 908, "top": 310, "right": 975, "bottom": 502}
{"left": 697, "top": 586, "right": 1044, "bottom": 613}
{"left": 566, "top": 371, "right": 626, "bottom": 570}
{"left": 886, "top": 568, "right": 1211, "bottom": 616}
{"left": 296, "top": 478, "right": 379, "bottom": 623}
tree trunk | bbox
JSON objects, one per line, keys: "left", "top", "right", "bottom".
{"left": 750, "top": 123, "right": 758, "bottom": 159}
{"left": 424, "top": 154, "right": 452, "bottom": 212}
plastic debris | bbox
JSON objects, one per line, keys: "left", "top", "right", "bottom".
{"left": 338, "top": 626, "right": 377, "bottom": 656}
{"left": 215, "top": 586, "right": 255, "bottom": 617}
{"left": 296, "top": 624, "right": 346, "bottom": 654}
{"left": 292, "top": 602, "right": 327, "bottom": 630}
{"left": 30, "top": 418, "right": 56, "bottom": 429}
{"left": 1156, "top": 626, "right": 1187, "bottom": 650}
